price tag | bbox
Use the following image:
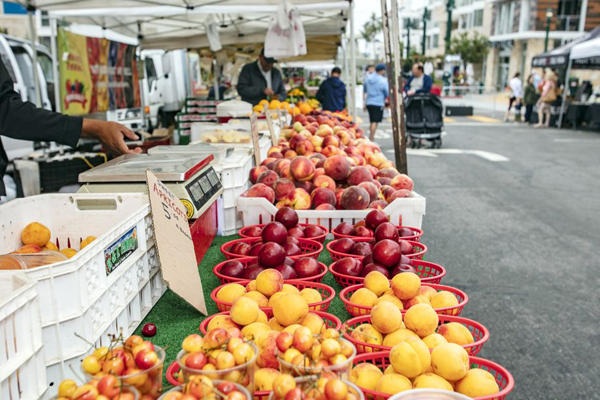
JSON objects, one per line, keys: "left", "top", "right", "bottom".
{"left": 250, "top": 113, "right": 261, "bottom": 165}
{"left": 146, "top": 170, "right": 207, "bottom": 315}
{"left": 265, "top": 110, "right": 277, "bottom": 146}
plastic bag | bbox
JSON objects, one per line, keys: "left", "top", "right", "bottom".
{"left": 264, "top": 0, "right": 306, "bottom": 58}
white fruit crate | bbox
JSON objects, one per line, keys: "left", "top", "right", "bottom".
{"left": 0, "top": 272, "right": 46, "bottom": 400}
{"left": 0, "top": 194, "right": 165, "bottom": 373}
{"left": 236, "top": 193, "right": 426, "bottom": 231}
{"left": 216, "top": 197, "right": 243, "bottom": 236}
{"left": 215, "top": 150, "right": 253, "bottom": 189}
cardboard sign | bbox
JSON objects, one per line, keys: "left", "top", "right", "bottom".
{"left": 265, "top": 110, "right": 277, "bottom": 145}
{"left": 250, "top": 113, "right": 261, "bottom": 165}
{"left": 145, "top": 170, "right": 207, "bottom": 315}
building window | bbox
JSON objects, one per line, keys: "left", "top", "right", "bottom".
{"left": 495, "top": 2, "right": 516, "bottom": 35}
{"left": 557, "top": 0, "right": 581, "bottom": 31}
{"left": 473, "top": 9, "right": 483, "bottom": 27}
{"left": 433, "top": 34, "right": 439, "bottom": 48}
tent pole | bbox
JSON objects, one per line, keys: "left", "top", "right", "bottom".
{"left": 342, "top": 35, "right": 349, "bottom": 108}
{"left": 213, "top": 57, "right": 220, "bottom": 101}
{"left": 349, "top": 0, "right": 356, "bottom": 121}
{"left": 50, "top": 17, "right": 61, "bottom": 112}
{"left": 557, "top": 58, "right": 571, "bottom": 128}
{"left": 381, "top": 0, "right": 407, "bottom": 173}
{"left": 27, "top": 4, "right": 42, "bottom": 107}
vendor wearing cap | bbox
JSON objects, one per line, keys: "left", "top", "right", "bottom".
{"left": 237, "top": 48, "right": 287, "bottom": 105}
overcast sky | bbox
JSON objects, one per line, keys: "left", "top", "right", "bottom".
{"left": 354, "top": 2, "right": 382, "bottom": 35}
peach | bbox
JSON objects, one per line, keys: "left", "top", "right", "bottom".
{"left": 422, "top": 333, "right": 448, "bottom": 350}
{"left": 349, "top": 363, "right": 383, "bottom": 391}
{"left": 284, "top": 149, "right": 297, "bottom": 159}
{"left": 455, "top": 368, "right": 500, "bottom": 397}
{"left": 340, "top": 186, "right": 370, "bottom": 210}
{"left": 230, "top": 297, "right": 259, "bottom": 326}
{"left": 310, "top": 135, "right": 323, "bottom": 151}
{"left": 419, "top": 286, "right": 438, "bottom": 300}
{"left": 316, "top": 124, "right": 334, "bottom": 137}
{"left": 316, "top": 203, "right": 336, "bottom": 210}
{"left": 250, "top": 166, "right": 269, "bottom": 184}
{"left": 216, "top": 283, "right": 246, "bottom": 304}
{"left": 243, "top": 291, "right": 269, "bottom": 307}
{"left": 299, "top": 288, "right": 322, "bottom": 304}
{"left": 413, "top": 373, "right": 454, "bottom": 391}
{"left": 404, "top": 295, "right": 431, "bottom": 309}
{"left": 369, "top": 200, "right": 388, "bottom": 210}
{"left": 437, "top": 322, "right": 474, "bottom": 346}
{"left": 244, "top": 184, "right": 275, "bottom": 203}
{"left": 281, "top": 127, "right": 295, "bottom": 138}
{"left": 310, "top": 187, "right": 336, "bottom": 208}
{"left": 389, "top": 339, "right": 431, "bottom": 378}
{"left": 371, "top": 301, "right": 403, "bottom": 334}
{"left": 322, "top": 135, "right": 340, "bottom": 148}
{"left": 390, "top": 174, "right": 414, "bottom": 191}
{"left": 349, "top": 288, "right": 378, "bottom": 308}
{"left": 295, "top": 139, "right": 314, "bottom": 156}
{"left": 391, "top": 272, "right": 421, "bottom": 300}
{"left": 366, "top": 151, "right": 388, "bottom": 168}
{"left": 313, "top": 167, "right": 325, "bottom": 179}
{"left": 321, "top": 145, "right": 341, "bottom": 158}
{"left": 292, "top": 121, "right": 304, "bottom": 132}
{"left": 380, "top": 185, "right": 396, "bottom": 202}
{"left": 290, "top": 188, "right": 311, "bottom": 210}
{"left": 404, "top": 303, "right": 439, "bottom": 337}
{"left": 295, "top": 180, "right": 313, "bottom": 193}
{"left": 377, "top": 168, "right": 400, "bottom": 179}
{"left": 338, "top": 130, "right": 353, "bottom": 145}
{"left": 378, "top": 176, "right": 392, "bottom": 186}
{"left": 364, "top": 271, "right": 390, "bottom": 296}
{"left": 255, "top": 269, "right": 284, "bottom": 297}
{"left": 290, "top": 156, "right": 315, "bottom": 181}
{"left": 274, "top": 178, "right": 296, "bottom": 201}
{"left": 430, "top": 343, "right": 470, "bottom": 381}
{"left": 430, "top": 290, "right": 459, "bottom": 310}
{"left": 375, "top": 373, "right": 412, "bottom": 394}
{"left": 21, "top": 222, "right": 51, "bottom": 246}
{"left": 272, "top": 292, "right": 308, "bottom": 326}
{"left": 261, "top": 157, "right": 277, "bottom": 167}
{"left": 382, "top": 328, "right": 419, "bottom": 347}
{"left": 347, "top": 166, "right": 373, "bottom": 186}
{"left": 270, "top": 152, "right": 283, "bottom": 159}
{"left": 274, "top": 159, "right": 292, "bottom": 179}
{"left": 375, "top": 294, "right": 403, "bottom": 311}
{"left": 12, "top": 244, "right": 42, "bottom": 254}
{"left": 257, "top": 170, "right": 278, "bottom": 188}
{"left": 358, "top": 181, "right": 379, "bottom": 203}
{"left": 309, "top": 153, "right": 326, "bottom": 167}
{"left": 388, "top": 189, "right": 413, "bottom": 201}
{"left": 313, "top": 175, "right": 336, "bottom": 191}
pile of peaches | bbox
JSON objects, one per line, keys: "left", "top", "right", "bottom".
{"left": 243, "top": 111, "right": 415, "bottom": 210}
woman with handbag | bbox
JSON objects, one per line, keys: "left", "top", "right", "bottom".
{"left": 535, "top": 71, "right": 557, "bottom": 128}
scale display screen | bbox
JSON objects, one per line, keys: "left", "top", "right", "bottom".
{"left": 185, "top": 167, "right": 222, "bottom": 211}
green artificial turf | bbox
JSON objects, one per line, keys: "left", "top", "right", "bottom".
{"left": 134, "top": 235, "right": 350, "bottom": 388}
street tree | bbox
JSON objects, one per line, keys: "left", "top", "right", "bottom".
{"left": 360, "top": 13, "right": 383, "bottom": 61}
{"left": 449, "top": 32, "right": 490, "bottom": 72}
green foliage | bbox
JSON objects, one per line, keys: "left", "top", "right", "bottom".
{"left": 360, "top": 12, "right": 383, "bottom": 42}
{"left": 449, "top": 32, "right": 490, "bottom": 68}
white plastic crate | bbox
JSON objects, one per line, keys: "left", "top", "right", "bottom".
{"left": 222, "top": 182, "right": 250, "bottom": 209}
{"left": 216, "top": 151, "right": 253, "bottom": 189}
{"left": 0, "top": 272, "right": 46, "bottom": 400}
{"left": 0, "top": 194, "right": 165, "bottom": 368}
{"left": 236, "top": 193, "right": 426, "bottom": 232}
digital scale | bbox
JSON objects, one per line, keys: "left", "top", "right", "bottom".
{"left": 78, "top": 153, "right": 224, "bottom": 263}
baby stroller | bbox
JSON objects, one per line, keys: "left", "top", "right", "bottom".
{"left": 405, "top": 93, "right": 444, "bottom": 148}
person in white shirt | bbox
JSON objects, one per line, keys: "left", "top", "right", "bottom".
{"left": 505, "top": 72, "right": 523, "bottom": 121}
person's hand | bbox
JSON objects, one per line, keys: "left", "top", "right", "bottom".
{"left": 264, "top": 88, "right": 275, "bottom": 97}
{"left": 82, "top": 119, "right": 142, "bottom": 155}
{"left": 407, "top": 90, "right": 415, "bottom": 96}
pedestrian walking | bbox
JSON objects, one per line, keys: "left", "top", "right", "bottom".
{"left": 505, "top": 72, "right": 523, "bottom": 122}
{"left": 523, "top": 74, "right": 538, "bottom": 124}
{"left": 363, "top": 64, "right": 389, "bottom": 141}
{"left": 535, "top": 71, "right": 557, "bottom": 128}
{"left": 316, "top": 67, "right": 346, "bottom": 112}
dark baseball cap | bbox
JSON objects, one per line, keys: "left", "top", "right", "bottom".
{"left": 260, "top": 48, "right": 277, "bottom": 64}
{"left": 376, "top": 63, "right": 386, "bottom": 72}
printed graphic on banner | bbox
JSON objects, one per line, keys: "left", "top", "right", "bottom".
{"left": 58, "top": 28, "right": 140, "bottom": 115}
{"left": 104, "top": 227, "right": 138, "bottom": 275}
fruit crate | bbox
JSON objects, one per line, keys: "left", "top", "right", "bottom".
{"left": 220, "top": 237, "right": 323, "bottom": 260}
{"left": 0, "top": 194, "right": 166, "bottom": 379}
{"left": 236, "top": 194, "right": 426, "bottom": 234}
{"left": 351, "top": 352, "right": 514, "bottom": 400}
{"left": 0, "top": 272, "right": 46, "bottom": 400}
{"left": 329, "top": 259, "right": 446, "bottom": 287}
{"left": 238, "top": 223, "right": 329, "bottom": 243}
{"left": 327, "top": 239, "right": 427, "bottom": 261}
{"left": 213, "top": 257, "right": 328, "bottom": 284}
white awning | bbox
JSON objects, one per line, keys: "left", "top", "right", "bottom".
{"left": 570, "top": 37, "right": 600, "bottom": 60}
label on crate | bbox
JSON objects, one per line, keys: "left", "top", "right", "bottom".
{"left": 104, "top": 227, "right": 138, "bottom": 275}
{"left": 145, "top": 169, "right": 208, "bottom": 315}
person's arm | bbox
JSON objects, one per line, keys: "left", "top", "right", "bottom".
{"left": 416, "top": 76, "right": 432, "bottom": 94}
{"left": 404, "top": 77, "right": 411, "bottom": 93}
{"left": 236, "top": 64, "right": 264, "bottom": 101}
{"left": 382, "top": 80, "right": 390, "bottom": 100}
{"left": 0, "top": 60, "right": 137, "bottom": 155}
{"left": 274, "top": 71, "right": 287, "bottom": 101}
{"left": 342, "top": 84, "right": 347, "bottom": 109}
{"left": 316, "top": 81, "right": 325, "bottom": 103}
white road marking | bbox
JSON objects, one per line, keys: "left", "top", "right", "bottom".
{"left": 391, "top": 148, "right": 510, "bottom": 162}
{"left": 553, "top": 138, "right": 600, "bottom": 143}
{"left": 375, "top": 131, "right": 392, "bottom": 139}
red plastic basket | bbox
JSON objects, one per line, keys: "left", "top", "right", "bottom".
{"left": 166, "top": 362, "right": 272, "bottom": 400}
{"left": 327, "top": 239, "right": 426, "bottom": 261}
{"left": 239, "top": 223, "right": 329, "bottom": 243}
{"left": 199, "top": 310, "right": 342, "bottom": 335}
{"left": 329, "top": 259, "right": 446, "bottom": 288}
{"left": 213, "top": 258, "right": 328, "bottom": 284}
{"left": 221, "top": 238, "right": 323, "bottom": 260}
{"left": 350, "top": 352, "right": 514, "bottom": 400}
{"left": 332, "top": 226, "right": 423, "bottom": 242}
{"left": 339, "top": 283, "right": 468, "bottom": 317}
{"left": 210, "top": 280, "right": 335, "bottom": 315}
{"left": 341, "top": 314, "right": 489, "bottom": 355}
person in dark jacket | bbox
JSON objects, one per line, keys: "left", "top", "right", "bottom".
{"left": 237, "top": 49, "right": 287, "bottom": 105}
{"left": 523, "top": 74, "right": 538, "bottom": 124}
{"left": 0, "top": 59, "right": 139, "bottom": 196}
{"left": 316, "top": 67, "right": 346, "bottom": 112}
{"left": 404, "top": 62, "right": 432, "bottom": 95}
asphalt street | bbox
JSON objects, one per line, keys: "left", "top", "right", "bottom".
{"left": 363, "top": 114, "right": 600, "bottom": 399}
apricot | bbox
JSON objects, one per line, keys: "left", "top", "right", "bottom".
{"left": 418, "top": 285, "right": 437, "bottom": 300}
{"left": 403, "top": 295, "right": 431, "bottom": 309}
{"left": 413, "top": 372, "right": 454, "bottom": 391}
{"left": 300, "top": 288, "right": 322, "bottom": 304}
{"left": 272, "top": 292, "right": 308, "bottom": 326}
{"left": 240, "top": 322, "right": 270, "bottom": 342}
{"left": 371, "top": 301, "right": 403, "bottom": 334}
{"left": 404, "top": 303, "right": 439, "bottom": 337}
{"left": 375, "top": 373, "right": 412, "bottom": 394}
{"left": 21, "top": 222, "right": 51, "bottom": 246}
{"left": 389, "top": 339, "right": 431, "bottom": 378}
{"left": 349, "top": 288, "right": 378, "bottom": 315}
{"left": 438, "top": 322, "right": 474, "bottom": 346}
{"left": 455, "top": 368, "right": 500, "bottom": 397}
{"left": 382, "top": 328, "right": 419, "bottom": 347}
{"left": 256, "top": 310, "right": 269, "bottom": 323}
{"left": 43, "top": 241, "right": 58, "bottom": 251}
{"left": 349, "top": 363, "right": 383, "bottom": 391}
{"left": 216, "top": 283, "right": 247, "bottom": 304}
{"left": 430, "top": 290, "right": 459, "bottom": 310}
{"left": 80, "top": 236, "right": 96, "bottom": 249}
{"left": 207, "top": 315, "right": 237, "bottom": 331}
{"left": 431, "top": 343, "right": 470, "bottom": 381}
{"left": 364, "top": 271, "right": 390, "bottom": 296}
{"left": 391, "top": 272, "right": 421, "bottom": 300}
{"left": 301, "top": 312, "right": 325, "bottom": 335}
{"left": 243, "top": 291, "right": 269, "bottom": 307}
{"left": 375, "top": 294, "right": 404, "bottom": 311}
{"left": 230, "top": 297, "right": 259, "bottom": 326}
{"left": 350, "top": 324, "right": 383, "bottom": 348}
{"left": 60, "top": 248, "right": 78, "bottom": 259}
{"left": 422, "top": 333, "right": 448, "bottom": 350}
{"left": 256, "top": 269, "right": 283, "bottom": 297}
{"left": 12, "top": 244, "right": 41, "bottom": 254}
{"left": 281, "top": 284, "right": 299, "bottom": 294}
{"left": 254, "top": 368, "right": 280, "bottom": 391}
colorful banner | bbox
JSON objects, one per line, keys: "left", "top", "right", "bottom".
{"left": 58, "top": 28, "right": 140, "bottom": 115}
